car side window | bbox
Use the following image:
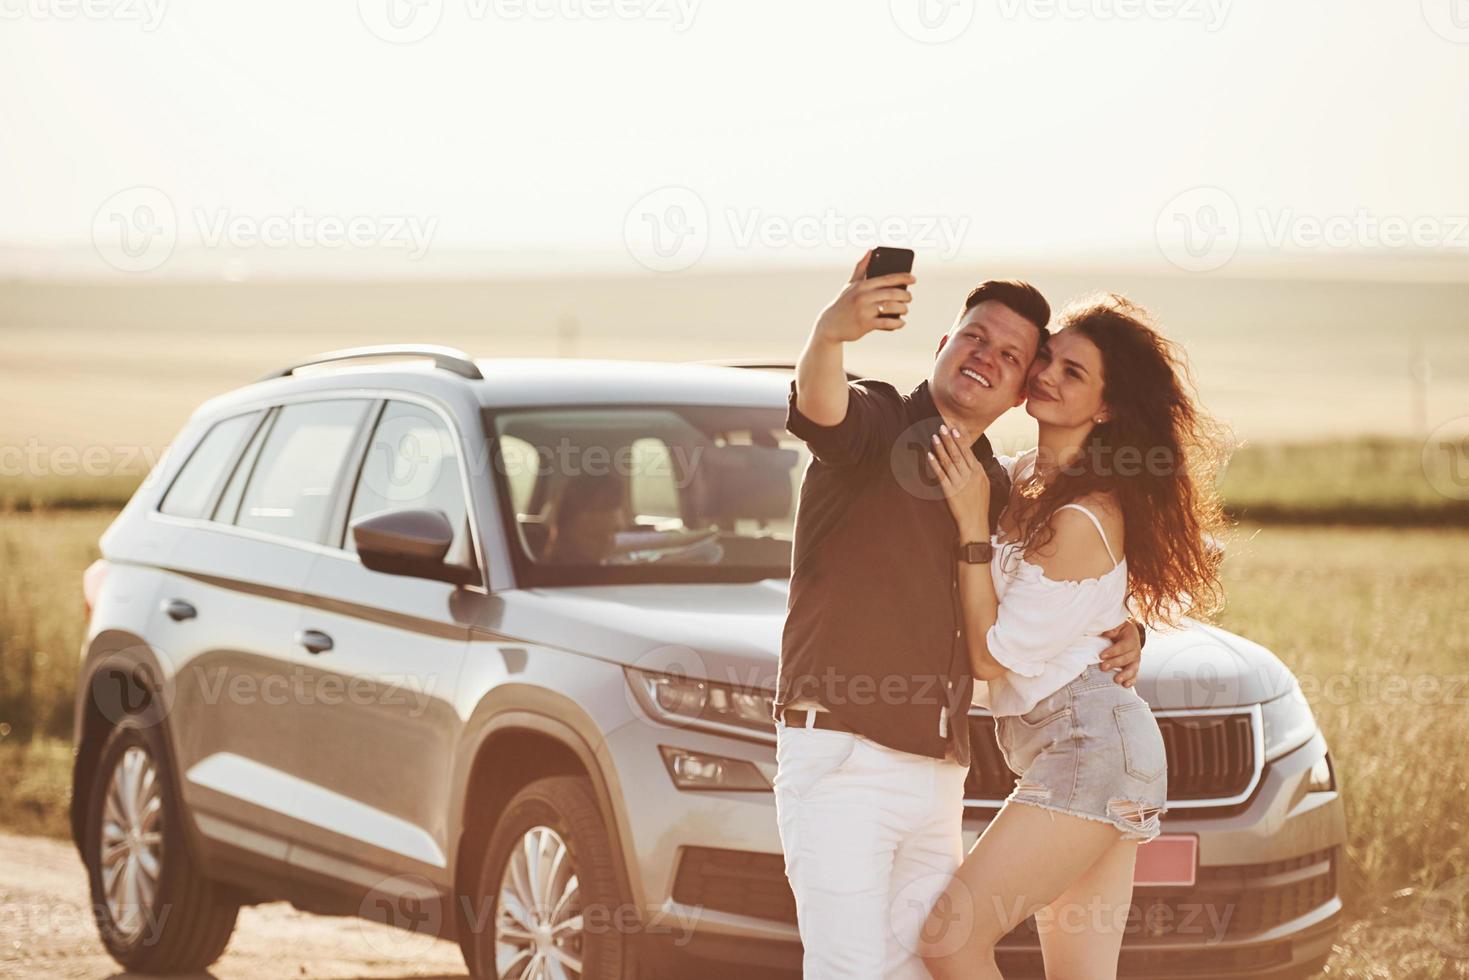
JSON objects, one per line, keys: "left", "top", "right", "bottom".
{"left": 212, "top": 408, "right": 273, "bottom": 525}
{"left": 345, "top": 400, "right": 474, "bottom": 568}
{"left": 235, "top": 399, "right": 371, "bottom": 543}
{"left": 158, "top": 411, "right": 261, "bottom": 519}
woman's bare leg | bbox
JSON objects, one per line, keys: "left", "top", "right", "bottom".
{"left": 919, "top": 801, "right": 1122, "bottom": 980}
{"left": 1035, "top": 839, "right": 1138, "bottom": 980}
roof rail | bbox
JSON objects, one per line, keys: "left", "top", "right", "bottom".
{"left": 696, "top": 359, "right": 860, "bottom": 382}
{"left": 256, "top": 344, "right": 483, "bottom": 383}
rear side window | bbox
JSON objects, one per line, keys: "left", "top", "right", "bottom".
{"left": 158, "top": 412, "right": 260, "bottom": 519}
{"left": 345, "top": 400, "right": 474, "bottom": 567}
{"left": 235, "top": 399, "right": 370, "bottom": 544}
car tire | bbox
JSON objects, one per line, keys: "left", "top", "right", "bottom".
{"left": 82, "top": 719, "right": 240, "bottom": 973}
{"left": 467, "top": 775, "right": 639, "bottom": 980}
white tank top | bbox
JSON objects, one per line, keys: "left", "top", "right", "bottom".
{"left": 971, "top": 451, "right": 1130, "bottom": 717}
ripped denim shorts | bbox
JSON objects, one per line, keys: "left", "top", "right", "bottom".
{"left": 994, "top": 663, "right": 1168, "bottom": 842}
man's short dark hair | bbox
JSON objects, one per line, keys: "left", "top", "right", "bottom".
{"left": 963, "top": 280, "right": 1051, "bottom": 344}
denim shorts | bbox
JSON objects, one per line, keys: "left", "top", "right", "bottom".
{"left": 994, "top": 663, "right": 1168, "bottom": 842}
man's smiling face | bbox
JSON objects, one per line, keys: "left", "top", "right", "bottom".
{"left": 929, "top": 299, "right": 1041, "bottom": 424}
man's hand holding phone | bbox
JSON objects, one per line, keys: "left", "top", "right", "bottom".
{"left": 814, "top": 248, "right": 916, "bottom": 344}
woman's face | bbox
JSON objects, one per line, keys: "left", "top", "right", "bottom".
{"left": 1025, "top": 327, "right": 1109, "bottom": 429}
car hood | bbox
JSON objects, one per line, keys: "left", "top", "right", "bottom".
{"left": 500, "top": 582, "right": 1296, "bottom": 709}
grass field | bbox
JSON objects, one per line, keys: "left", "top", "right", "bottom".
{"left": 6, "top": 436, "right": 1469, "bottom": 527}
{"left": 1, "top": 506, "right": 1466, "bottom": 975}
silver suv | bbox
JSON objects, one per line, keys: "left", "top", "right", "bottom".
{"left": 72, "top": 345, "right": 1345, "bottom": 979}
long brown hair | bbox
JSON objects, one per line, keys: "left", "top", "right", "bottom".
{"left": 1012, "top": 294, "right": 1232, "bottom": 626}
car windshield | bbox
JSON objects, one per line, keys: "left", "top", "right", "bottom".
{"left": 489, "top": 405, "right": 807, "bottom": 585}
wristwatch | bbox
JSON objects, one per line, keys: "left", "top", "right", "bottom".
{"left": 956, "top": 540, "right": 994, "bottom": 564}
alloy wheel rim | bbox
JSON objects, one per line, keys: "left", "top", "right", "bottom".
{"left": 99, "top": 745, "right": 163, "bottom": 943}
{"left": 494, "top": 825, "right": 583, "bottom": 979}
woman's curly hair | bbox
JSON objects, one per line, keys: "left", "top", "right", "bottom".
{"left": 1010, "top": 294, "right": 1233, "bottom": 626}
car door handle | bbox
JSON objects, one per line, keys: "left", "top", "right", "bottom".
{"left": 295, "top": 629, "right": 334, "bottom": 655}
{"left": 163, "top": 599, "right": 197, "bottom": 622}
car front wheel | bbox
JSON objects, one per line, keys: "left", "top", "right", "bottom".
{"left": 469, "top": 775, "right": 638, "bottom": 980}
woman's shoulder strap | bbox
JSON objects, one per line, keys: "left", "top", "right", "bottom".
{"left": 1055, "top": 502, "right": 1120, "bottom": 566}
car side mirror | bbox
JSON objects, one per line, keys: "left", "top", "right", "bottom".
{"left": 351, "top": 508, "right": 479, "bottom": 586}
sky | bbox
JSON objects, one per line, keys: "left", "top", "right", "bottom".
{"left": 1, "top": 0, "right": 1467, "bottom": 277}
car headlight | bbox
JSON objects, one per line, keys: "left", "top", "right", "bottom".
{"left": 1259, "top": 680, "right": 1318, "bottom": 762}
{"left": 625, "top": 667, "right": 776, "bottom": 737}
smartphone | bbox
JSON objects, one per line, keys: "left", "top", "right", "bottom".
{"left": 865, "top": 246, "right": 915, "bottom": 318}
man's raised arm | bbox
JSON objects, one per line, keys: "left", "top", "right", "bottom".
{"left": 795, "top": 250, "right": 916, "bottom": 425}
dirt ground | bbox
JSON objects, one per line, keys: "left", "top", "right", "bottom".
{"left": 0, "top": 830, "right": 470, "bottom": 979}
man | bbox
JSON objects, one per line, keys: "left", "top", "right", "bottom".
{"left": 773, "top": 251, "right": 1144, "bottom": 979}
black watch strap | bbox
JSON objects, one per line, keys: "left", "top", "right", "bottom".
{"left": 957, "top": 540, "right": 994, "bottom": 564}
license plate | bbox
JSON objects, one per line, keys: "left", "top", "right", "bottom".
{"left": 1135, "top": 834, "right": 1197, "bottom": 887}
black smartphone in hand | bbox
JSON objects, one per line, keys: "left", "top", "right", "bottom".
{"left": 865, "top": 247, "right": 915, "bottom": 318}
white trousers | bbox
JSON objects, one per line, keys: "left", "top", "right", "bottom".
{"left": 774, "top": 716, "right": 969, "bottom": 979}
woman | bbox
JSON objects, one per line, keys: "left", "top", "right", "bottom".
{"left": 919, "top": 294, "right": 1230, "bottom": 980}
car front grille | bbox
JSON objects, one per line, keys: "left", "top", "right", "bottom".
{"left": 965, "top": 708, "right": 1258, "bottom": 807}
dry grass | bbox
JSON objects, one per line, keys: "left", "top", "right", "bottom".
{"left": 1214, "top": 525, "right": 1469, "bottom": 976}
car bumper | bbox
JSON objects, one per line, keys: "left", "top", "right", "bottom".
{"left": 603, "top": 721, "right": 1345, "bottom": 977}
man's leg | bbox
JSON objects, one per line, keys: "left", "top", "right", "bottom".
{"left": 775, "top": 726, "right": 906, "bottom": 980}
{"left": 884, "top": 756, "right": 969, "bottom": 980}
